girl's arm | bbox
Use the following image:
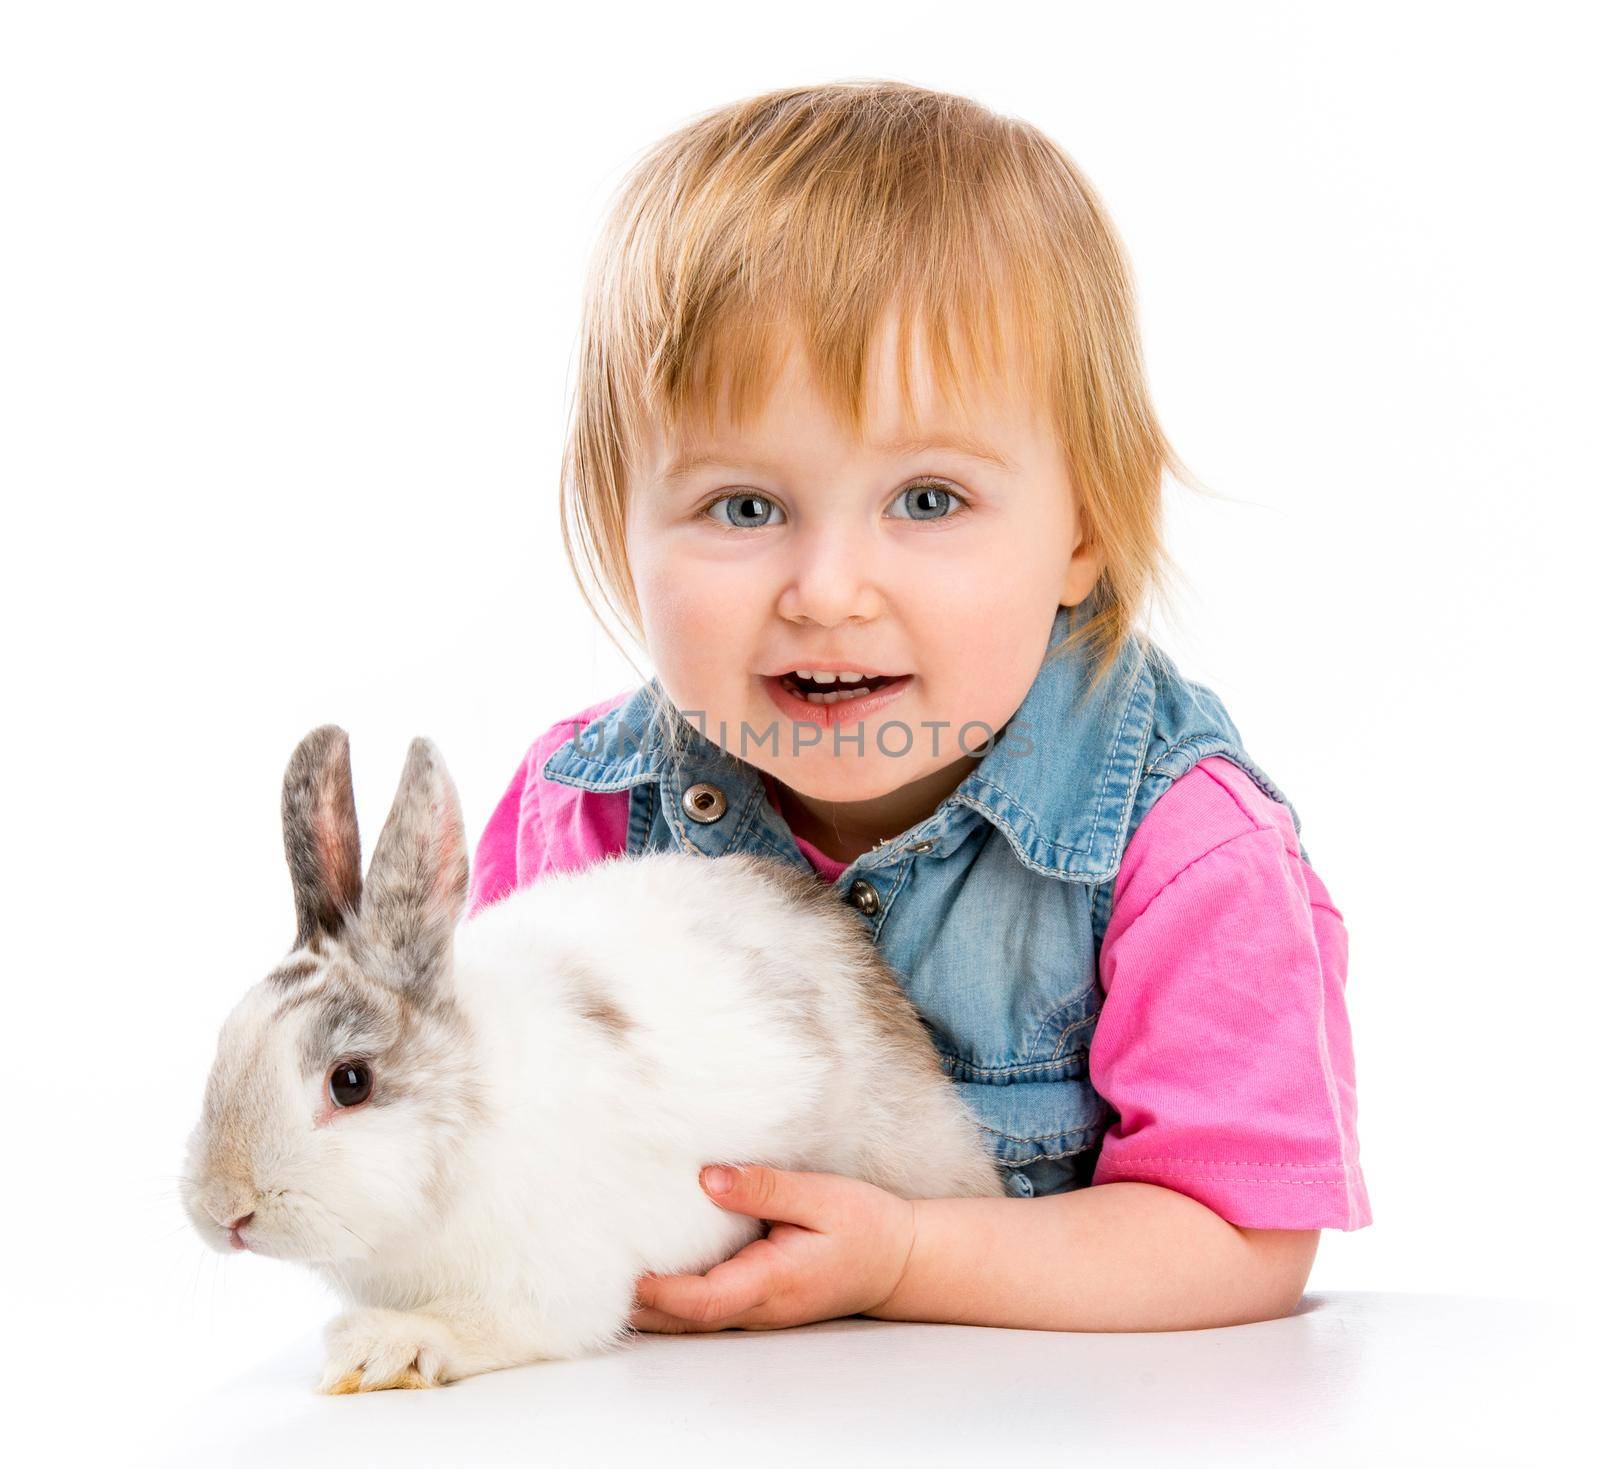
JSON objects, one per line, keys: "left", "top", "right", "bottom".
{"left": 871, "top": 1179, "right": 1319, "bottom": 1332}
{"left": 630, "top": 1164, "right": 1315, "bottom": 1336}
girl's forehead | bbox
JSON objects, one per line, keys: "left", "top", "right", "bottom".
{"left": 661, "top": 310, "right": 1040, "bottom": 457}
{"left": 648, "top": 401, "right": 1031, "bottom": 487}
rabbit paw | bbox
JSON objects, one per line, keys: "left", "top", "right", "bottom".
{"left": 318, "top": 1308, "right": 462, "bottom": 1394}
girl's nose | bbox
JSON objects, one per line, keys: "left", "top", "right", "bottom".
{"left": 776, "top": 524, "right": 887, "bottom": 627}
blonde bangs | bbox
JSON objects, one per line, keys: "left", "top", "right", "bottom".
{"left": 561, "top": 80, "right": 1191, "bottom": 704}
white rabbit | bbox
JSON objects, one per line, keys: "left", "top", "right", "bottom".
{"left": 180, "top": 725, "right": 1003, "bottom": 1392}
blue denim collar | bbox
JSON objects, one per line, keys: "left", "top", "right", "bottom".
{"left": 540, "top": 604, "right": 1158, "bottom": 884}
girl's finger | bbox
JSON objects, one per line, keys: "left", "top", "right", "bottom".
{"left": 700, "top": 1164, "right": 844, "bottom": 1230}
{"left": 635, "top": 1241, "right": 777, "bottom": 1325}
{"left": 630, "top": 1302, "right": 726, "bottom": 1334}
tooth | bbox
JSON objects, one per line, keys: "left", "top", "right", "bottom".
{"left": 811, "top": 671, "right": 837, "bottom": 685}
{"left": 795, "top": 668, "right": 814, "bottom": 679}
{"left": 803, "top": 686, "right": 870, "bottom": 704}
{"left": 837, "top": 672, "right": 863, "bottom": 684}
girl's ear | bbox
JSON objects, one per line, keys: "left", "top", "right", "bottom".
{"left": 1061, "top": 527, "right": 1103, "bottom": 607}
{"left": 356, "top": 736, "right": 468, "bottom": 997}
{"left": 281, "top": 725, "right": 363, "bottom": 948}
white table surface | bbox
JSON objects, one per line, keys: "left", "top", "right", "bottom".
{"left": 134, "top": 1292, "right": 1579, "bottom": 1467}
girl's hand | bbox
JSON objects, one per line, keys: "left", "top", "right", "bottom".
{"left": 628, "top": 1164, "right": 917, "bottom": 1333}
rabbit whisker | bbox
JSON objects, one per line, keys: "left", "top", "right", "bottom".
{"left": 285, "top": 1188, "right": 376, "bottom": 1255}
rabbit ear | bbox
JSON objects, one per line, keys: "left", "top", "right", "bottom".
{"left": 281, "top": 725, "right": 363, "bottom": 947}
{"left": 356, "top": 736, "right": 468, "bottom": 996}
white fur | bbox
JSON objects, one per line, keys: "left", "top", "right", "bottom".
{"left": 317, "top": 853, "right": 1001, "bottom": 1385}
{"left": 182, "top": 740, "right": 1003, "bottom": 1394}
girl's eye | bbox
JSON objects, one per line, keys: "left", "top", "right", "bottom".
{"left": 702, "top": 480, "right": 969, "bottom": 530}
{"left": 705, "top": 492, "right": 786, "bottom": 530}
{"left": 328, "top": 1060, "right": 373, "bottom": 1108}
{"left": 889, "top": 481, "right": 967, "bottom": 521}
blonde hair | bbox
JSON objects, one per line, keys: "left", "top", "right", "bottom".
{"left": 560, "top": 79, "right": 1199, "bottom": 746}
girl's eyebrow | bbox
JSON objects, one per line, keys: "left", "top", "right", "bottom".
{"left": 660, "top": 432, "right": 1016, "bottom": 484}
{"left": 875, "top": 432, "right": 1017, "bottom": 473}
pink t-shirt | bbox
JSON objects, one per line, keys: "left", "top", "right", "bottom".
{"left": 468, "top": 692, "right": 1371, "bottom": 1232}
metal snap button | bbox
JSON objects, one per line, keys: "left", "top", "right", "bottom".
{"left": 681, "top": 782, "right": 728, "bottom": 824}
{"left": 847, "top": 879, "right": 881, "bottom": 916}
{"left": 911, "top": 840, "right": 934, "bottom": 854}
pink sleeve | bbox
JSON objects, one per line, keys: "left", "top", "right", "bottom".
{"left": 464, "top": 691, "right": 635, "bottom": 921}
{"left": 1088, "top": 757, "right": 1371, "bottom": 1230}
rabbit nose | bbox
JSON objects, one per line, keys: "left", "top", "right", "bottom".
{"left": 201, "top": 1191, "right": 256, "bottom": 1231}
{"left": 228, "top": 1212, "right": 255, "bottom": 1232}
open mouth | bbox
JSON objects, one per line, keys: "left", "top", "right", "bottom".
{"left": 774, "top": 670, "right": 910, "bottom": 706}
{"left": 771, "top": 668, "right": 921, "bottom": 710}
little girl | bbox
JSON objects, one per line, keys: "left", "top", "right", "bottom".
{"left": 469, "top": 80, "right": 1370, "bottom": 1334}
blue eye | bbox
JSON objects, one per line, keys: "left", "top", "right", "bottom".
{"left": 706, "top": 492, "right": 786, "bottom": 529}
{"left": 890, "top": 481, "right": 965, "bottom": 521}
{"left": 703, "top": 481, "right": 969, "bottom": 530}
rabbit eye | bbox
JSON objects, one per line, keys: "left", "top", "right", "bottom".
{"left": 328, "top": 1061, "right": 373, "bottom": 1108}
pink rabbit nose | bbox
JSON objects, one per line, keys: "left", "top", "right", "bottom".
{"left": 201, "top": 1193, "right": 255, "bottom": 1232}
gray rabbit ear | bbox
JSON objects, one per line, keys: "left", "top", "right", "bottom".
{"left": 281, "top": 725, "right": 363, "bottom": 948}
{"left": 355, "top": 736, "right": 468, "bottom": 997}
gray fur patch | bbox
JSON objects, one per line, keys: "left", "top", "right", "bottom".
{"left": 286, "top": 980, "right": 397, "bottom": 1078}
{"left": 560, "top": 957, "right": 635, "bottom": 1041}
{"left": 266, "top": 954, "right": 323, "bottom": 988}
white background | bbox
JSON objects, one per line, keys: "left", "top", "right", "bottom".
{"left": 4, "top": 0, "right": 1594, "bottom": 1458}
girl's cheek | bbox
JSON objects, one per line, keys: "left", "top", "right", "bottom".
{"left": 641, "top": 550, "right": 768, "bottom": 630}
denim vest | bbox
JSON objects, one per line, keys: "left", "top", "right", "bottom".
{"left": 540, "top": 604, "right": 1301, "bottom": 1199}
